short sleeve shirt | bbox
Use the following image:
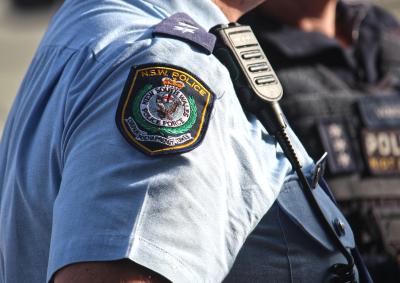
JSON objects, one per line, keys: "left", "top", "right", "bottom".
{"left": 0, "top": 0, "right": 315, "bottom": 282}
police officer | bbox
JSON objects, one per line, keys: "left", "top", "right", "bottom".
{"left": 0, "top": 0, "right": 364, "bottom": 282}
{"left": 241, "top": 0, "right": 400, "bottom": 281}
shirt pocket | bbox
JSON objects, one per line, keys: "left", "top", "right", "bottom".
{"left": 277, "top": 178, "right": 355, "bottom": 251}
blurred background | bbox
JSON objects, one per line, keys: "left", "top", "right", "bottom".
{"left": 0, "top": 0, "right": 60, "bottom": 135}
{"left": 0, "top": 0, "right": 400, "bottom": 135}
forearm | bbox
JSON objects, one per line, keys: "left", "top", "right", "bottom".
{"left": 54, "top": 260, "right": 168, "bottom": 283}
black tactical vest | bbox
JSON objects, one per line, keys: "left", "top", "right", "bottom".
{"left": 274, "top": 29, "right": 400, "bottom": 257}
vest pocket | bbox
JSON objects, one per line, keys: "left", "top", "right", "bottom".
{"left": 277, "top": 178, "right": 355, "bottom": 251}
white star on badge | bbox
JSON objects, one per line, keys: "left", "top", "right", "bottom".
{"left": 333, "top": 139, "right": 347, "bottom": 152}
{"left": 174, "top": 22, "right": 199, "bottom": 34}
{"left": 338, "top": 153, "right": 351, "bottom": 168}
{"left": 328, "top": 124, "right": 343, "bottom": 138}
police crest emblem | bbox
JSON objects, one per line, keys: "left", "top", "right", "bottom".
{"left": 116, "top": 64, "right": 215, "bottom": 156}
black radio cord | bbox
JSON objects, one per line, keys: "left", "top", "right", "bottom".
{"left": 259, "top": 104, "right": 356, "bottom": 283}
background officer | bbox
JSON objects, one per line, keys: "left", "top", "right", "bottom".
{"left": 241, "top": 0, "right": 400, "bottom": 281}
{"left": 0, "top": 0, "right": 364, "bottom": 282}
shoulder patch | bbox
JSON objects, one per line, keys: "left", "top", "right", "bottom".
{"left": 153, "top": 13, "right": 216, "bottom": 55}
{"left": 116, "top": 64, "right": 216, "bottom": 156}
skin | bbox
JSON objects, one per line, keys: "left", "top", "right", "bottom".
{"left": 259, "top": 0, "right": 352, "bottom": 47}
{"left": 54, "top": 1, "right": 267, "bottom": 282}
{"left": 213, "top": 0, "right": 267, "bottom": 21}
{"left": 54, "top": 260, "right": 168, "bottom": 283}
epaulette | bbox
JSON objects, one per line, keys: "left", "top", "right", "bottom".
{"left": 153, "top": 13, "right": 216, "bottom": 55}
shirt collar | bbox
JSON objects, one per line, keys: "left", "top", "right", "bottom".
{"left": 131, "top": 0, "right": 229, "bottom": 30}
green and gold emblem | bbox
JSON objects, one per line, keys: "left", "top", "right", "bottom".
{"left": 116, "top": 64, "right": 215, "bottom": 156}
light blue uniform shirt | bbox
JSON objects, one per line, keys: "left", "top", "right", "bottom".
{"left": 0, "top": 0, "right": 356, "bottom": 282}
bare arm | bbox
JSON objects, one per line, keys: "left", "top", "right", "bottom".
{"left": 54, "top": 260, "right": 169, "bottom": 283}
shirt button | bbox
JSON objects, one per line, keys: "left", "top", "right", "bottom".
{"left": 333, "top": 218, "right": 346, "bottom": 237}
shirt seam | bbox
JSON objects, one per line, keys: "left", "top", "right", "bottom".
{"left": 277, "top": 204, "right": 294, "bottom": 283}
{"left": 137, "top": 236, "right": 192, "bottom": 271}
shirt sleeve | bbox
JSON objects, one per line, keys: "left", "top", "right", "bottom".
{"left": 46, "top": 39, "right": 284, "bottom": 283}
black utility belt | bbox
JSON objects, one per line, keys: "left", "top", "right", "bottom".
{"left": 318, "top": 95, "right": 400, "bottom": 176}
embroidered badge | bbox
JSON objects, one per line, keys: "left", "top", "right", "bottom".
{"left": 317, "top": 120, "right": 358, "bottom": 175}
{"left": 116, "top": 64, "right": 215, "bottom": 156}
{"left": 362, "top": 129, "right": 400, "bottom": 176}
